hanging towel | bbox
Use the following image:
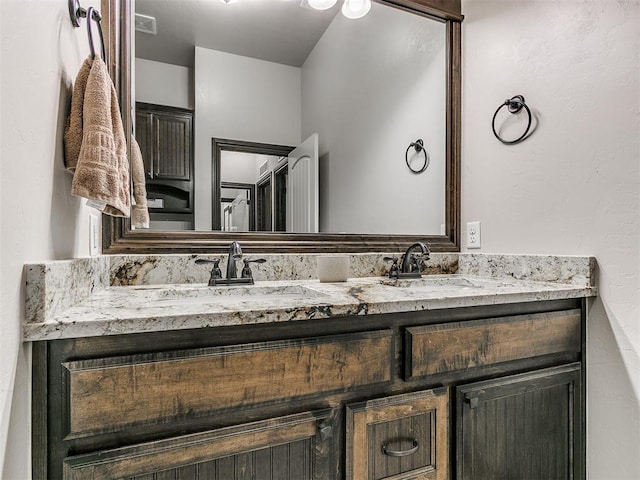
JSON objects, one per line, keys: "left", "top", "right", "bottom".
{"left": 131, "top": 136, "right": 150, "bottom": 228}
{"left": 71, "top": 56, "right": 131, "bottom": 217}
{"left": 64, "top": 57, "right": 93, "bottom": 172}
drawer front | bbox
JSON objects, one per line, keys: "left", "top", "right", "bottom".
{"left": 63, "top": 410, "right": 331, "bottom": 480}
{"left": 346, "top": 388, "right": 449, "bottom": 480}
{"left": 63, "top": 330, "right": 393, "bottom": 438}
{"left": 405, "top": 309, "right": 581, "bottom": 379}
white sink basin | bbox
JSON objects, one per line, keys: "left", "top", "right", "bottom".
{"left": 117, "top": 283, "right": 329, "bottom": 307}
{"left": 380, "top": 276, "right": 478, "bottom": 289}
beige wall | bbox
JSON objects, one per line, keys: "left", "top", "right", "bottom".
{"left": 462, "top": 0, "right": 640, "bottom": 477}
{"left": 0, "top": 0, "right": 101, "bottom": 477}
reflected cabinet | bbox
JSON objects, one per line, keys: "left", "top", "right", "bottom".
{"left": 33, "top": 299, "right": 585, "bottom": 479}
{"left": 135, "top": 103, "right": 194, "bottom": 223}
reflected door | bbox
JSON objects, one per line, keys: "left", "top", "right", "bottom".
{"left": 287, "top": 133, "right": 319, "bottom": 233}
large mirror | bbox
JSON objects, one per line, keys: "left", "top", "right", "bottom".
{"left": 103, "top": 0, "right": 462, "bottom": 253}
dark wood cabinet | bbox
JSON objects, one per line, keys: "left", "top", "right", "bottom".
{"left": 346, "top": 388, "right": 449, "bottom": 480}
{"left": 456, "top": 363, "right": 582, "bottom": 480}
{"left": 135, "top": 103, "right": 194, "bottom": 219}
{"left": 33, "top": 299, "right": 586, "bottom": 480}
{"left": 63, "top": 410, "right": 334, "bottom": 480}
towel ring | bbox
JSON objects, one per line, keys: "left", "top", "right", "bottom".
{"left": 405, "top": 139, "right": 429, "bottom": 174}
{"left": 492, "top": 95, "right": 532, "bottom": 145}
{"left": 69, "top": 0, "right": 107, "bottom": 61}
{"left": 86, "top": 7, "right": 106, "bottom": 61}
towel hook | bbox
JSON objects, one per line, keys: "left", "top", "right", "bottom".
{"left": 68, "top": 0, "right": 107, "bottom": 61}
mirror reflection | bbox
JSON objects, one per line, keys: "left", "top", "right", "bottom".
{"left": 134, "top": 0, "right": 446, "bottom": 235}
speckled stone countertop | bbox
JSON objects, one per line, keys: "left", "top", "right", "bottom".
{"left": 23, "top": 253, "right": 597, "bottom": 341}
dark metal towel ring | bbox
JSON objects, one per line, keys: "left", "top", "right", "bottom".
{"left": 405, "top": 139, "right": 429, "bottom": 174}
{"left": 68, "top": 0, "right": 107, "bottom": 61}
{"left": 492, "top": 95, "right": 532, "bottom": 145}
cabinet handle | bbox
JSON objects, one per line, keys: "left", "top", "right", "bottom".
{"left": 317, "top": 423, "right": 333, "bottom": 442}
{"left": 464, "top": 391, "right": 484, "bottom": 409}
{"left": 381, "top": 438, "right": 419, "bottom": 457}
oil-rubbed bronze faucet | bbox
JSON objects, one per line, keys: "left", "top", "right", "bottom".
{"left": 385, "top": 242, "right": 430, "bottom": 279}
{"left": 196, "top": 242, "right": 266, "bottom": 286}
{"left": 400, "top": 242, "right": 430, "bottom": 276}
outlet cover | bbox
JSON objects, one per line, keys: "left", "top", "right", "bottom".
{"left": 467, "top": 221, "right": 481, "bottom": 249}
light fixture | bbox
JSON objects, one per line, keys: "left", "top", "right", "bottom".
{"left": 308, "top": 0, "right": 338, "bottom": 10}
{"left": 341, "top": 0, "right": 371, "bottom": 19}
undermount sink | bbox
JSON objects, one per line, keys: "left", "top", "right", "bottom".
{"left": 380, "top": 276, "right": 479, "bottom": 289}
{"left": 125, "top": 283, "right": 329, "bottom": 306}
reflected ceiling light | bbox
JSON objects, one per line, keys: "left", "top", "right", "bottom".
{"left": 219, "top": 0, "right": 238, "bottom": 4}
{"left": 341, "top": 0, "right": 371, "bottom": 18}
{"left": 308, "top": 0, "right": 338, "bottom": 10}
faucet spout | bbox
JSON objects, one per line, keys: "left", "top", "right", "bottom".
{"left": 226, "top": 241, "right": 243, "bottom": 279}
{"left": 401, "top": 242, "right": 430, "bottom": 275}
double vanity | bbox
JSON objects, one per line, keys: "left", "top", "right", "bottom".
{"left": 27, "top": 252, "right": 595, "bottom": 479}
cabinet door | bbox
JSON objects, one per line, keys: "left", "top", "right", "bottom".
{"left": 152, "top": 112, "right": 192, "bottom": 180}
{"left": 63, "top": 410, "right": 335, "bottom": 480}
{"left": 346, "top": 388, "right": 449, "bottom": 480}
{"left": 456, "top": 363, "right": 582, "bottom": 480}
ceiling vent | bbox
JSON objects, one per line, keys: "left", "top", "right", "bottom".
{"left": 134, "top": 14, "right": 157, "bottom": 35}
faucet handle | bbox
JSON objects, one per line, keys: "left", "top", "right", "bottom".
{"left": 195, "top": 258, "right": 222, "bottom": 285}
{"left": 411, "top": 254, "right": 427, "bottom": 273}
{"left": 383, "top": 256, "right": 400, "bottom": 279}
{"left": 241, "top": 258, "right": 267, "bottom": 279}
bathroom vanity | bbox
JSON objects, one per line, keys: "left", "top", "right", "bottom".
{"left": 27, "top": 253, "right": 594, "bottom": 480}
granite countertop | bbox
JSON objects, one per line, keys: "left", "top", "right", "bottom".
{"left": 23, "top": 253, "right": 597, "bottom": 341}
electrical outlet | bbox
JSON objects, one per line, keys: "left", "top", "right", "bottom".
{"left": 89, "top": 214, "right": 100, "bottom": 256}
{"left": 467, "top": 221, "right": 481, "bottom": 249}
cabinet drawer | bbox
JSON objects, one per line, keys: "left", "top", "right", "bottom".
{"left": 346, "top": 388, "right": 449, "bottom": 480}
{"left": 63, "top": 330, "right": 393, "bottom": 438}
{"left": 405, "top": 309, "right": 581, "bottom": 379}
{"left": 63, "top": 409, "right": 332, "bottom": 480}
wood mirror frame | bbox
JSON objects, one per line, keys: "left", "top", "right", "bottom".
{"left": 101, "top": 0, "right": 462, "bottom": 254}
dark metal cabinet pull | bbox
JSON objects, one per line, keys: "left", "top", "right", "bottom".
{"left": 381, "top": 438, "right": 419, "bottom": 457}
{"left": 318, "top": 423, "right": 333, "bottom": 442}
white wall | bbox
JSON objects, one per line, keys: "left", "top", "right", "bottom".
{"left": 194, "top": 47, "right": 301, "bottom": 230}
{"left": 302, "top": 3, "right": 446, "bottom": 234}
{"left": 220, "top": 151, "right": 261, "bottom": 184}
{"left": 0, "top": 0, "right": 101, "bottom": 477}
{"left": 135, "top": 58, "right": 193, "bottom": 110}
{"left": 462, "top": 1, "right": 640, "bottom": 478}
